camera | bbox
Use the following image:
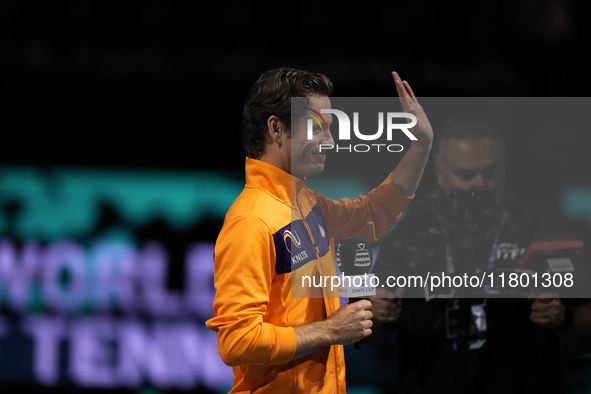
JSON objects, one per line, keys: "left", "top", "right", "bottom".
{"left": 445, "top": 187, "right": 503, "bottom": 239}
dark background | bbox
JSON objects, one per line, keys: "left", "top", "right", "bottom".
{"left": 2, "top": 1, "right": 591, "bottom": 393}
{"left": 3, "top": 0, "right": 591, "bottom": 171}
{"left": 3, "top": 1, "right": 591, "bottom": 214}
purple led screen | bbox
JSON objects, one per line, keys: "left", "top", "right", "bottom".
{"left": 0, "top": 239, "right": 233, "bottom": 392}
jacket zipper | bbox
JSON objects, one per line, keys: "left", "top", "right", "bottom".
{"left": 296, "top": 199, "right": 320, "bottom": 257}
{"left": 297, "top": 198, "right": 340, "bottom": 393}
{"left": 296, "top": 198, "right": 337, "bottom": 318}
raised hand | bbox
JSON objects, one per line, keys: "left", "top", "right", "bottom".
{"left": 392, "top": 71, "right": 433, "bottom": 149}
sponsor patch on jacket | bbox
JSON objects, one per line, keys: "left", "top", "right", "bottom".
{"left": 273, "top": 204, "right": 331, "bottom": 274}
{"left": 274, "top": 221, "right": 315, "bottom": 274}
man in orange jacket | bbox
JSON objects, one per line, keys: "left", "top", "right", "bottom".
{"left": 206, "top": 68, "right": 433, "bottom": 393}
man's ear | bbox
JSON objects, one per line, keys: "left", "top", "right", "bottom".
{"left": 266, "top": 116, "right": 282, "bottom": 143}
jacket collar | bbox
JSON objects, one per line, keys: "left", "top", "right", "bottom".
{"left": 245, "top": 157, "right": 306, "bottom": 205}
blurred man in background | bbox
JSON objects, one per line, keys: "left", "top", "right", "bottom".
{"left": 370, "top": 119, "right": 591, "bottom": 394}
{"left": 206, "top": 67, "right": 434, "bottom": 393}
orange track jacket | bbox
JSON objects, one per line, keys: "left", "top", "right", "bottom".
{"left": 206, "top": 158, "right": 412, "bottom": 393}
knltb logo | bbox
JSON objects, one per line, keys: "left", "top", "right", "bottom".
{"left": 304, "top": 107, "right": 417, "bottom": 153}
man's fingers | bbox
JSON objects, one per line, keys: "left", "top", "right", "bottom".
{"left": 530, "top": 315, "right": 548, "bottom": 324}
{"left": 527, "top": 293, "right": 536, "bottom": 302}
{"left": 375, "top": 287, "right": 395, "bottom": 298}
{"left": 402, "top": 80, "right": 414, "bottom": 96}
{"left": 352, "top": 299, "right": 372, "bottom": 310}
{"left": 392, "top": 71, "right": 410, "bottom": 98}
{"left": 383, "top": 315, "right": 398, "bottom": 323}
{"left": 533, "top": 296, "right": 558, "bottom": 305}
{"left": 360, "top": 299, "right": 373, "bottom": 310}
{"left": 529, "top": 292, "right": 559, "bottom": 303}
{"left": 402, "top": 80, "right": 418, "bottom": 103}
{"left": 532, "top": 292, "right": 559, "bottom": 299}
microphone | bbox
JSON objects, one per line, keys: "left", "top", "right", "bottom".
{"left": 337, "top": 236, "right": 376, "bottom": 349}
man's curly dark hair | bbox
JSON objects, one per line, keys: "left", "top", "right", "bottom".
{"left": 242, "top": 68, "right": 333, "bottom": 159}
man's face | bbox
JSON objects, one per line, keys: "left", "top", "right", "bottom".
{"left": 289, "top": 96, "right": 334, "bottom": 179}
{"left": 435, "top": 137, "right": 506, "bottom": 196}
